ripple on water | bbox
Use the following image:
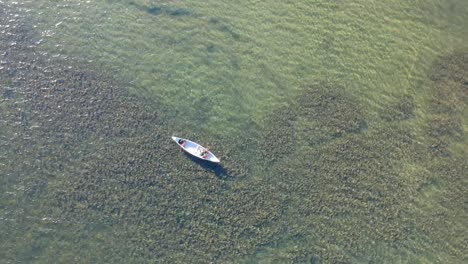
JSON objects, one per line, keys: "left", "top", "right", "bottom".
{"left": 1, "top": 0, "right": 467, "bottom": 263}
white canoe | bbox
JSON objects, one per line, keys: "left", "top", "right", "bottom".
{"left": 172, "top": 136, "right": 220, "bottom": 163}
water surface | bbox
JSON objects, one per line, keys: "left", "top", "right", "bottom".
{"left": 1, "top": 0, "right": 467, "bottom": 263}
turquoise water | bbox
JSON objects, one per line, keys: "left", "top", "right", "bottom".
{"left": 1, "top": 0, "right": 467, "bottom": 263}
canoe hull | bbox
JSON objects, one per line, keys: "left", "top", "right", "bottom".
{"left": 172, "top": 136, "right": 220, "bottom": 163}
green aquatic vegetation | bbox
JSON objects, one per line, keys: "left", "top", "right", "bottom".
{"left": 292, "top": 127, "right": 418, "bottom": 241}
{"left": 127, "top": 1, "right": 191, "bottom": 17}
{"left": 380, "top": 94, "right": 415, "bottom": 122}
{"left": 1, "top": 18, "right": 284, "bottom": 261}
{"left": 294, "top": 84, "right": 367, "bottom": 143}
{"left": 259, "top": 83, "right": 367, "bottom": 166}
{"left": 412, "top": 157, "right": 467, "bottom": 261}
{"left": 409, "top": 52, "right": 468, "bottom": 261}
{"left": 426, "top": 52, "right": 467, "bottom": 157}
{"left": 258, "top": 105, "right": 295, "bottom": 165}
{"left": 2, "top": 1, "right": 467, "bottom": 263}
{"left": 427, "top": 115, "right": 463, "bottom": 139}
{"left": 429, "top": 54, "right": 467, "bottom": 108}
{"left": 255, "top": 81, "right": 441, "bottom": 262}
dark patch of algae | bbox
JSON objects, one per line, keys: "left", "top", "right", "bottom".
{"left": 252, "top": 56, "right": 466, "bottom": 262}
{"left": 0, "top": 3, "right": 285, "bottom": 263}
{"left": 256, "top": 84, "right": 420, "bottom": 263}
{"left": 416, "top": 53, "right": 467, "bottom": 262}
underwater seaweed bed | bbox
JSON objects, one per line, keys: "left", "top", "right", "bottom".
{"left": 255, "top": 83, "right": 420, "bottom": 262}
{"left": 0, "top": 4, "right": 285, "bottom": 262}
{"left": 251, "top": 53, "right": 467, "bottom": 262}
{"left": 1, "top": 1, "right": 467, "bottom": 263}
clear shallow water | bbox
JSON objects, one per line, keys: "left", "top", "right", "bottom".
{"left": 1, "top": 0, "right": 467, "bottom": 263}
{"left": 21, "top": 0, "right": 468, "bottom": 131}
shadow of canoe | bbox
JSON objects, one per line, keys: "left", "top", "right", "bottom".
{"left": 183, "top": 152, "right": 228, "bottom": 179}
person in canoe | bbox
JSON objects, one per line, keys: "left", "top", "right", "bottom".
{"left": 178, "top": 139, "right": 186, "bottom": 147}
{"left": 200, "top": 149, "right": 209, "bottom": 159}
